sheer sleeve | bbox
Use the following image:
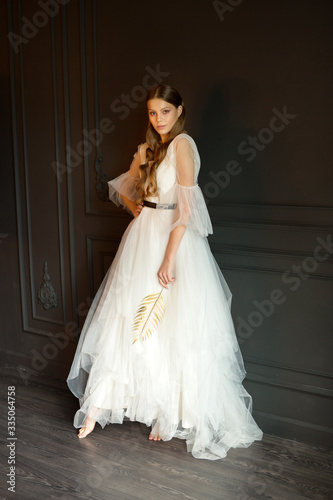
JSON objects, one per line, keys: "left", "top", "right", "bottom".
{"left": 169, "top": 136, "right": 213, "bottom": 237}
{"left": 107, "top": 146, "right": 141, "bottom": 214}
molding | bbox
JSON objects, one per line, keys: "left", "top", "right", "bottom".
{"left": 18, "top": 0, "right": 37, "bottom": 320}
{"left": 210, "top": 243, "right": 333, "bottom": 262}
{"left": 99, "top": 250, "right": 116, "bottom": 279}
{"left": 207, "top": 201, "right": 333, "bottom": 210}
{"left": 9, "top": 0, "right": 68, "bottom": 330}
{"left": 207, "top": 202, "right": 333, "bottom": 231}
{"left": 51, "top": 6, "right": 67, "bottom": 323}
{"left": 86, "top": 234, "right": 120, "bottom": 296}
{"left": 80, "top": 0, "right": 92, "bottom": 214}
{"left": 244, "top": 356, "right": 333, "bottom": 380}
{"left": 245, "top": 372, "right": 333, "bottom": 399}
{"left": 62, "top": 4, "right": 78, "bottom": 324}
{"left": 215, "top": 262, "right": 333, "bottom": 280}
{"left": 92, "top": 0, "right": 108, "bottom": 200}
{"left": 212, "top": 219, "right": 333, "bottom": 232}
{"left": 86, "top": 206, "right": 132, "bottom": 218}
{"left": 10, "top": 325, "right": 77, "bottom": 342}
{"left": 30, "top": 316, "right": 64, "bottom": 326}
{"left": 87, "top": 234, "right": 94, "bottom": 299}
{"left": 212, "top": 221, "right": 333, "bottom": 233}
{"left": 210, "top": 243, "right": 333, "bottom": 279}
{"left": 81, "top": 0, "right": 108, "bottom": 213}
{"left": 253, "top": 409, "right": 333, "bottom": 434}
{"left": 8, "top": 0, "right": 28, "bottom": 330}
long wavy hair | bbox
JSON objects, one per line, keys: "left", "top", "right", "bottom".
{"left": 136, "top": 85, "right": 186, "bottom": 201}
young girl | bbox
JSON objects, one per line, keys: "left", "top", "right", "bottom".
{"left": 66, "top": 84, "right": 263, "bottom": 460}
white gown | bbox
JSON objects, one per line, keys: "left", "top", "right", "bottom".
{"left": 66, "top": 133, "right": 263, "bottom": 460}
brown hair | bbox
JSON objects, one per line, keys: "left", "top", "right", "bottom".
{"left": 136, "top": 84, "right": 186, "bottom": 201}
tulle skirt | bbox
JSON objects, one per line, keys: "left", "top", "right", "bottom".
{"left": 66, "top": 205, "right": 263, "bottom": 459}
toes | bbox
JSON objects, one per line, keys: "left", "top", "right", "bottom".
{"left": 78, "top": 425, "right": 94, "bottom": 438}
{"left": 149, "top": 434, "right": 161, "bottom": 441}
{"left": 78, "top": 428, "right": 86, "bottom": 438}
{"left": 78, "top": 417, "right": 96, "bottom": 438}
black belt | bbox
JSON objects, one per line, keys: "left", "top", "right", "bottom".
{"left": 143, "top": 200, "right": 177, "bottom": 210}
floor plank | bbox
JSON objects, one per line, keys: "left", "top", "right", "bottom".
{"left": 0, "top": 368, "right": 332, "bottom": 500}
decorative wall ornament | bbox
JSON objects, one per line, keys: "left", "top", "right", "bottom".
{"left": 37, "top": 261, "right": 58, "bottom": 310}
{"left": 95, "top": 151, "right": 109, "bottom": 201}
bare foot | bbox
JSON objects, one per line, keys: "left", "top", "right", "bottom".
{"left": 149, "top": 433, "right": 161, "bottom": 441}
{"left": 77, "top": 416, "right": 96, "bottom": 439}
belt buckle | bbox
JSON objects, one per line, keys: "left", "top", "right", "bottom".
{"left": 157, "top": 203, "right": 177, "bottom": 210}
{"left": 156, "top": 203, "right": 168, "bottom": 210}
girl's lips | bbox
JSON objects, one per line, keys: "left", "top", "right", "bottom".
{"left": 157, "top": 125, "right": 165, "bottom": 129}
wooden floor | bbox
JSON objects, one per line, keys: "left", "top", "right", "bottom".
{"left": 0, "top": 368, "right": 332, "bottom": 500}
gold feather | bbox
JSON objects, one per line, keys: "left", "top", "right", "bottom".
{"left": 131, "top": 288, "right": 165, "bottom": 344}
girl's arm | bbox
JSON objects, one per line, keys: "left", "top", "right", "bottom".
{"left": 157, "top": 138, "right": 194, "bottom": 289}
{"left": 120, "top": 143, "right": 148, "bottom": 216}
{"left": 120, "top": 194, "right": 142, "bottom": 217}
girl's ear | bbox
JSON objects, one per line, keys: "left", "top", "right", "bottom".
{"left": 177, "top": 105, "right": 183, "bottom": 118}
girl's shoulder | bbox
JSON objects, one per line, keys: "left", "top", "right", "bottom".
{"left": 172, "top": 132, "right": 196, "bottom": 146}
{"left": 171, "top": 133, "right": 198, "bottom": 155}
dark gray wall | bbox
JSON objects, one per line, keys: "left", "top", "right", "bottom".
{"left": 1, "top": 0, "right": 332, "bottom": 448}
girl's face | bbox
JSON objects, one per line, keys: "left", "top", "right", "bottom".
{"left": 147, "top": 98, "right": 182, "bottom": 142}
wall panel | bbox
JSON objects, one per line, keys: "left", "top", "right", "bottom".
{"left": 1, "top": 0, "right": 332, "bottom": 448}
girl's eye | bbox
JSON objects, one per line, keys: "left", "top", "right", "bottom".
{"left": 163, "top": 110, "right": 170, "bottom": 114}
{"left": 149, "top": 112, "right": 156, "bottom": 116}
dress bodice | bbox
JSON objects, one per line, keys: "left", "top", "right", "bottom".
{"left": 108, "top": 133, "right": 212, "bottom": 237}
{"left": 145, "top": 134, "right": 201, "bottom": 203}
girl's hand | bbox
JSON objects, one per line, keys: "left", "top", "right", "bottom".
{"left": 133, "top": 201, "right": 144, "bottom": 218}
{"left": 157, "top": 257, "right": 175, "bottom": 289}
